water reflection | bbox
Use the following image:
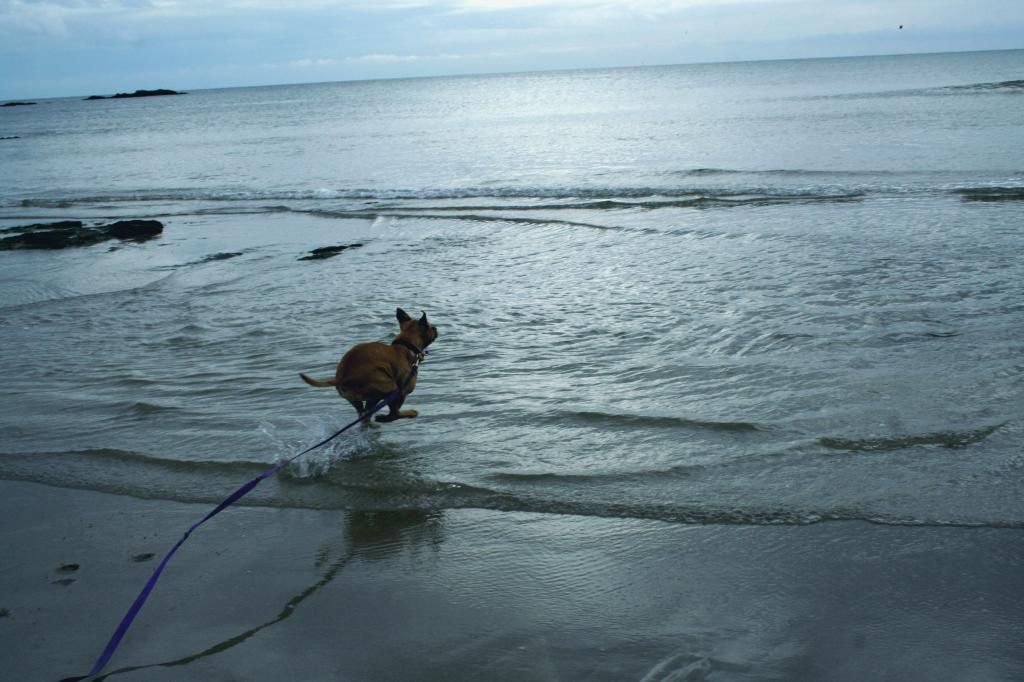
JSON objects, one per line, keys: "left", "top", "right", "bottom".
{"left": 96, "top": 509, "right": 444, "bottom": 680}
{"left": 344, "top": 509, "right": 445, "bottom": 560}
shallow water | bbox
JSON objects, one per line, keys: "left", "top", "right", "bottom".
{"left": 1, "top": 50, "right": 1023, "bottom": 531}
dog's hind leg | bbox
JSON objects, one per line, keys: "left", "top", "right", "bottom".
{"left": 348, "top": 398, "right": 379, "bottom": 424}
{"left": 337, "top": 387, "right": 372, "bottom": 423}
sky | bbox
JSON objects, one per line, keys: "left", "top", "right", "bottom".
{"left": 1, "top": 0, "right": 1022, "bottom": 99}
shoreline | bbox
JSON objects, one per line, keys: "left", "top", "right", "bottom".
{"left": 3, "top": 479, "right": 1022, "bottom": 681}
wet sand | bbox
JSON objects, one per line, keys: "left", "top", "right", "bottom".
{"left": 2, "top": 479, "right": 1022, "bottom": 681}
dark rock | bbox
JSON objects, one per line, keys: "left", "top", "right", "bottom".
{"left": 0, "top": 607, "right": 9, "bottom": 618}
{"left": 0, "top": 136, "right": 20, "bottom": 140}
{"left": 199, "top": 252, "right": 243, "bottom": 263}
{"left": 1, "top": 101, "right": 36, "bottom": 107}
{"left": 106, "top": 219, "right": 163, "bottom": 241}
{"left": 52, "top": 578, "right": 76, "bottom": 586}
{"left": 132, "top": 553, "right": 155, "bottom": 563}
{"left": 0, "top": 224, "right": 105, "bottom": 250}
{"left": 56, "top": 563, "right": 80, "bottom": 573}
{"left": 169, "top": 252, "right": 245, "bottom": 268}
{"left": 86, "top": 89, "right": 185, "bottom": 101}
{"left": 0, "top": 219, "right": 163, "bottom": 250}
{"left": 0, "top": 220, "right": 83, "bottom": 234}
{"left": 299, "top": 243, "right": 364, "bottom": 261}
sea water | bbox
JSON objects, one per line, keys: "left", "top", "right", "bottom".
{"left": 1, "top": 49, "right": 1023, "bottom": 526}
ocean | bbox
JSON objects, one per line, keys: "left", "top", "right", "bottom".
{"left": 2, "top": 49, "right": 1023, "bottom": 680}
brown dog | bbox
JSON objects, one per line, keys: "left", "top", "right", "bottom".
{"left": 300, "top": 308, "right": 438, "bottom": 423}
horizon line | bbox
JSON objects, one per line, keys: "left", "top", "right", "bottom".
{"left": 5, "top": 46, "right": 1022, "bottom": 103}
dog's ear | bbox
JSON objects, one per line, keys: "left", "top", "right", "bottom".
{"left": 396, "top": 308, "right": 412, "bottom": 324}
{"left": 418, "top": 311, "right": 429, "bottom": 329}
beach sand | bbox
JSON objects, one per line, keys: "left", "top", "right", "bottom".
{"left": 2, "top": 479, "right": 1022, "bottom": 681}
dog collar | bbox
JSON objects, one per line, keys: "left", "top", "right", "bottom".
{"left": 391, "top": 338, "right": 424, "bottom": 361}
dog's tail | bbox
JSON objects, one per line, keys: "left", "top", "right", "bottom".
{"left": 299, "top": 373, "right": 336, "bottom": 388}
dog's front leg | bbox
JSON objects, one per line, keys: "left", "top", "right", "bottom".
{"left": 375, "top": 394, "right": 418, "bottom": 422}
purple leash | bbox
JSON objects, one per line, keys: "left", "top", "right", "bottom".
{"left": 60, "top": 367, "right": 416, "bottom": 682}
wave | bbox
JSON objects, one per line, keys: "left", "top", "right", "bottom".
{"left": 1, "top": 447, "right": 1019, "bottom": 529}
{"left": 7, "top": 176, "right": 1020, "bottom": 215}
{"left": 944, "top": 79, "right": 1024, "bottom": 93}
{"left": 122, "top": 401, "right": 184, "bottom": 417}
{"left": 957, "top": 187, "right": 1024, "bottom": 202}
{"left": 819, "top": 423, "right": 1004, "bottom": 452}
{"left": 0, "top": 268, "right": 179, "bottom": 312}
{"left": 5, "top": 184, "right": 866, "bottom": 207}
{"left": 0, "top": 279, "right": 81, "bottom": 308}
{"left": 535, "top": 410, "right": 768, "bottom": 432}
{"left": 799, "top": 80, "right": 1024, "bottom": 101}
{"left": 667, "top": 168, "right": 908, "bottom": 178}
{"left": 381, "top": 194, "right": 866, "bottom": 212}
{"left": 8, "top": 166, "right": 1024, "bottom": 215}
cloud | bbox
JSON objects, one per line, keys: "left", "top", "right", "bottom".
{"left": 445, "top": 0, "right": 773, "bottom": 13}
{"left": 344, "top": 53, "right": 463, "bottom": 63}
{"left": 0, "top": 0, "right": 78, "bottom": 37}
{"left": 289, "top": 57, "right": 339, "bottom": 67}
{"left": 450, "top": 0, "right": 585, "bottom": 9}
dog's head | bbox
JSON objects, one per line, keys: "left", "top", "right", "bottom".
{"left": 396, "top": 307, "right": 438, "bottom": 351}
